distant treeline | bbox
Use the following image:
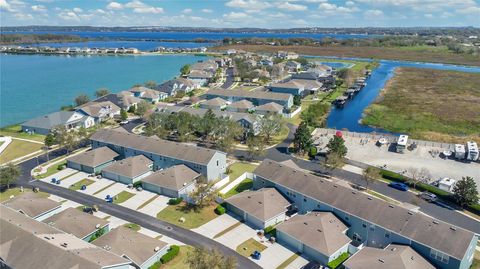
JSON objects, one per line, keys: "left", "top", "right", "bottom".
{"left": 0, "top": 34, "right": 86, "bottom": 44}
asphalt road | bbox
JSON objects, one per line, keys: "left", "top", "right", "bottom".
{"left": 222, "top": 67, "right": 235, "bottom": 89}
{"left": 15, "top": 149, "right": 260, "bottom": 269}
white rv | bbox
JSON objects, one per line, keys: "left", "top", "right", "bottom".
{"left": 396, "top": 135, "right": 408, "bottom": 153}
{"left": 438, "top": 178, "right": 456, "bottom": 192}
{"left": 454, "top": 144, "right": 466, "bottom": 160}
{"left": 466, "top": 141, "right": 479, "bottom": 161}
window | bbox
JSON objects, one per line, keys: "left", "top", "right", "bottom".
{"left": 369, "top": 225, "right": 375, "bottom": 231}
{"left": 217, "top": 160, "right": 219, "bottom": 166}
{"left": 345, "top": 215, "right": 349, "bottom": 221}
{"left": 385, "top": 231, "right": 390, "bottom": 238}
{"left": 362, "top": 223, "right": 367, "bottom": 228}
{"left": 430, "top": 249, "right": 450, "bottom": 264}
{"left": 303, "top": 198, "right": 307, "bottom": 202}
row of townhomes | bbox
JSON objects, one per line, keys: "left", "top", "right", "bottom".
{"left": 186, "top": 59, "right": 219, "bottom": 86}
{"left": 204, "top": 88, "right": 293, "bottom": 111}
{"left": 1, "top": 195, "right": 170, "bottom": 269}
{"left": 223, "top": 159, "right": 477, "bottom": 269}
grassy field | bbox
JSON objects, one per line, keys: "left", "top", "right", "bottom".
{"left": 69, "top": 178, "right": 95, "bottom": 191}
{"left": 156, "top": 203, "right": 218, "bottom": 229}
{"left": 35, "top": 161, "right": 68, "bottom": 179}
{"left": 0, "top": 124, "right": 46, "bottom": 142}
{"left": 236, "top": 238, "right": 267, "bottom": 257}
{"left": 0, "top": 188, "right": 49, "bottom": 202}
{"left": 113, "top": 191, "right": 135, "bottom": 204}
{"left": 223, "top": 179, "right": 253, "bottom": 198}
{"left": 0, "top": 139, "right": 43, "bottom": 164}
{"left": 160, "top": 246, "right": 194, "bottom": 269}
{"left": 212, "top": 44, "right": 480, "bottom": 67}
{"left": 227, "top": 162, "right": 258, "bottom": 181}
{"left": 363, "top": 67, "right": 480, "bottom": 143}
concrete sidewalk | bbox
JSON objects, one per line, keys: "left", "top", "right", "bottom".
{"left": 138, "top": 195, "right": 170, "bottom": 217}
{"left": 192, "top": 214, "right": 239, "bottom": 239}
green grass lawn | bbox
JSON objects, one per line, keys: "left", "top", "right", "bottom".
{"left": 223, "top": 179, "right": 253, "bottom": 198}
{"left": 123, "top": 223, "right": 141, "bottom": 231}
{"left": 69, "top": 178, "right": 95, "bottom": 191}
{"left": 0, "top": 188, "right": 49, "bottom": 202}
{"left": 160, "top": 245, "right": 194, "bottom": 269}
{"left": 113, "top": 191, "right": 135, "bottom": 204}
{"left": 0, "top": 139, "right": 43, "bottom": 164}
{"left": 213, "top": 221, "right": 242, "bottom": 239}
{"left": 35, "top": 161, "right": 68, "bottom": 179}
{"left": 0, "top": 124, "right": 46, "bottom": 142}
{"left": 276, "top": 253, "right": 300, "bottom": 269}
{"left": 227, "top": 162, "right": 257, "bottom": 181}
{"left": 156, "top": 203, "right": 218, "bottom": 229}
{"left": 236, "top": 238, "right": 267, "bottom": 257}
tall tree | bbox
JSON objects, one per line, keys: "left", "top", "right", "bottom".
{"left": 0, "top": 163, "right": 21, "bottom": 189}
{"left": 198, "top": 109, "right": 217, "bottom": 141}
{"left": 135, "top": 100, "right": 151, "bottom": 117}
{"left": 74, "top": 94, "right": 90, "bottom": 106}
{"left": 246, "top": 135, "right": 266, "bottom": 160}
{"left": 120, "top": 108, "right": 128, "bottom": 121}
{"left": 144, "top": 80, "right": 157, "bottom": 89}
{"left": 186, "top": 247, "right": 237, "bottom": 269}
{"left": 95, "top": 88, "right": 110, "bottom": 98}
{"left": 180, "top": 64, "right": 190, "bottom": 76}
{"left": 258, "top": 115, "right": 283, "bottom": 144}
{"left": 188, "top": 176, "right": 215, "bottom": 208}
{"left": 362, "top": 166, "right": 381, "bottom": 190}
{"left": 293, "top": 121, "right": 312, "bottom": 154}
{"left": 324, "top": 152, "right": 345, "bottom": 171}
{"left": 453, "top": 177, "right": 479, "bottom": 208}
{"left": 326, "top": 135, "right": 348, "bottom": 158}
{"left": 44, "top": 133, "right": 56, "bottom": 162}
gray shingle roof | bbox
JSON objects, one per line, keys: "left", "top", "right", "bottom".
{"left": 207, "top": 88, "right": 292, "bottom": 102}
{"left": 92, "top": 226, "right": 168, "bottom": 267}
{"left": 90, "top": 129, "right": 225, "bottom": 165}
{"left": 77, "top": 101, "right": 120, "bottom": 118}
{"left": 254, "top": 159, "right": 475, "bottom": 260}
{"left": 277, "top": 212, "right": 351, "bottom": 256}
{"left": 202, "top": 97, "right": 227, "bottom": 107}
{"left": 255, "top": 102, "right": 284, "bottom": 112}
{"left": 230, "top": 99, "right": 255, "bottom": 109}
{"left": 225, "top": 188, "right": 290, "bottom": 222}
{"left": 43, "top": 207, "right": 109, "bottom": 239}
{"left": 102, "top": 155, "right": 153, "bottom": 178}
{"left": 94, "top": 91, "right": 142, "bottom": 109}
{"left": 2, "top": 192, "right": 61, "bottom": 219}
{"left": 343, "top": 244, "right": 436, "bottom": 269}
{"left": 157, "top": 106, "right": 259, "bottom": 125}
{"left": 22, "top": 111, "right": 85, "bottom": 130}
{"left": 67, "top": 146, "right": 119, "bottom": 168}
{"left": 142, "top": 164, "right": 200, "bottom": 191}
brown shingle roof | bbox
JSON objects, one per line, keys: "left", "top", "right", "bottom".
{"left": 225, "top": 188, "right": 290, "bottom": 222}
{"left": 92, "top": 226, "right": 168, "bottom": 267}
{"left": 142, "top": 164, "right": 200, "bottom": 191}
{"left": 203, "top": 97, "right": 227, "bottom": 107}
{"left": 67, "top": 146, "right": 119, "bottom": 168}
{"left": 255, "top": 102, "right": 283, "bottom": 112}
{"left": 254, "top": 159, "right": 476, "bottom": 260}
{"left": 2, "top": 192, "right": 61, "bottom": 219}
{"left": 102, "top": 155, "right": 153, "bottom": 178}
{"left": 277, "top": 212, "right": 351, "bottom": 256}
{"left": 343, "top": 244, "right": 436, "bottom": 269}
{"left": 230, "top": 99, "right": 254, "bottom": 109}
{"left": 77, "top": 101, "right": 120, "bottom": 118}
{"left": 43, "top": 207, "right": 109, "bottom": 239}
{"left": 90, "top": 129, "right": 225, "bottom": 165}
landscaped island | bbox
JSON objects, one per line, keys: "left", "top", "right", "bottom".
{"left": 362, "top": 67, "right": 480, "bottom": 143}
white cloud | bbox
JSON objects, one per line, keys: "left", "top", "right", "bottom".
{"left": 73, "top": 7, "right": 82, "bottom": 13}
{"left": 125, "top": 1, "right": 163, "bottom": 14}
{"left": 0, "top": 0, "right": 14, "bottom": 12}
{"left": 202, "top": 8, "right": 213, "bottom": 13}
{"left": 364, "top": 9, "right": 383, "bottom": 16}
{"left": 319, "top": 2, "right": 358, "bottom": 13}
{"left": 424, "top": 13, "right": 433, "bottom": 18}
{"left": 58, "top": 11, "right": 80, "bottom": 21}
{"left": 35, "top": 0, "right": 53, "bottom": 2}
{"left": 106, "top": 1, "right": 123, "bottom": 10}
{"left": 94, "top": 9, "right": 106, "bottom": 14}
{"left": 13, "top": 12, "right": 33, "bottom": 20}
{"left": 182, "top": 8, "right": 192, "bottom": 14}
{"left": 225, "top": 0, "right": 271, "bottom": 11}
{"left": 31, "top": 4, "right": 46, "bottom": 12}
{"left": 345, "top": 1, "right": 355, "bottom": 6}
{"left": 278, "top": 2, "right": 307, "bottom": 11}
{"left": 223, "top": 11, "right": 250, "bottom": 21}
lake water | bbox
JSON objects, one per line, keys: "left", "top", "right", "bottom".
{"left": 324, "top": 59, "right": 480, "bottom": 133}
{"left": 0, "top": 53, "right": 207, "bottom": 127}
{"left": 24, "top": 40, "right": 214, "bottom": 51}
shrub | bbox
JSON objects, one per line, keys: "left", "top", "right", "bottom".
{"left": 215, "top": 205, "right": 226, "bottom": 215}
{"left": 133, "top": 181, "right": 142, "bottom": 188}
{"left": 327, "top": 252, "right": 349, "bottom": 269}
{"left": 308, "top": 146, "right": 318, "bottom": 158}
{"left": 57, "top": 164, "right": 65, "bottom": 171}
{"left": 168, "top": 197, "right": 183, "bottom": 205}
{"left": 160, "top": 245, "right": 180, "bottom": 264}
{"left": 148, "top": 261, "right": 161, "bottom": 269}
{"left": 264, "top": 225, "right": 276, "bottom": 237}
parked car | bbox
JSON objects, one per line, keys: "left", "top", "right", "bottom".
{"left": 419, "top": 192, "right": 437, "bottom": 202}
{"left": 120, "top": 120, "right": 129, "bottom": 125}
{"left": 388, "top": 182, "right": 409, "bottom": 191}
{"left": 251, "top": 251, "right": 261, "bottom": 260}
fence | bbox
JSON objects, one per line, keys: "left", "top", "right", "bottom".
{"left": 219, "top": 172, "right": 254, "bottom": 195}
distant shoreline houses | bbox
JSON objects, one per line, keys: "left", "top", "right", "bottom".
{"left": 0, "top": 45, "right": 208, "bottom": 55}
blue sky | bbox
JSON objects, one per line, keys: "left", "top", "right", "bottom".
{"left": 1, "top": 0, "right": 479, "bottom": 28}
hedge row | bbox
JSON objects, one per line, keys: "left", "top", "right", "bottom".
{"left": 327, "top": 252, "right": 349, "bottom": 269}
{"left": 160, "top": 245, "right": 180, "bottom": 264}
{"left": 264, "top": 225, "right": 276, "bottom": 237}
{"left": 168, "top": 197, "right": 183, "bottom": 205}
{"left": 215, "top": 205, "right": 226, "bottom": 215}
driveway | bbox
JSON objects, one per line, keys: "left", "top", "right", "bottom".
{"left": 94, "top": 182, "right": 134, "bottom": 200}
{"left": 59, "top": 172, "right": 90, "bottom": 188}
{"left": 108, "top": 215, "right": 129, "bottom": 228}
{"left": 284, "top": 255, "right": 310, "bottom": 269}
{"left": 254, "top": 242, "right": 299, "bottom": 269}
{"left": 138, "top": 195, "right": 170, "bottom": 217}
{"left": 120, "top": 191, "right": 157, "bottom": 210}
{"left": 192, "top": 213, "right": 240, "bottom": 239}
{"left": 41, "top": 168, "right": 77, "bottom": 182}
{"left": 82, "top": 178, "right": 114, "bottom": 195}
{"left": 215, "top": 223, "right": 257, "bottom": 249}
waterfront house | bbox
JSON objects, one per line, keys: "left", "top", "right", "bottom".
{"left": 22, "top": 111, "right": 95, "bottom": 135}
{"left": 225, "top": 188, "right": 291, "bottom": 229}
{"left": 0, "top": 205, "right": 131, "bottom": 269}
{"left": 253, "top": 159, "right": 477, "bottom": 269}
{"left": 276, "top": 212, "right": 352, "bottom": 265}
{"left": 2, "top": 192, "right": 62, "bottom": 221}
{"left": 92, "top": 226, "right": 169, "bottom": 269}
{"left": 156, "top": 78, "right": 197, "bottom": 97}
{"left": 293, "top": 79, "right": 324, "bottom": 94}
{"left": 67, "top": 146, "right": 119, "bottom": 174}
{"left": 343, "top": 244, "right": 435, "bottom": 269}
{"left": 227, "top": 99, "right": 255, "bottom": 113}
{"left": 254, "top": 102, "right": 284, "bottom": 116}
{"left": 285, "top": 61, "right": 301, "bottom": 72}
{"left": 205, "top": 88, "right": 293, "bottom": 109}
{"left": 187, "top": 70, "right": 213, "bottom": 86}
{"left": 142, "top": 164, "right": 200, "bottom": 200}
{"left": 94, "top": 91, "right": 142, "bottom": 111}
{"left": 277, "top": 51, "right": 299, "bottom": 60}
{"left": 270, "top": 80, "right": 306, "bottom": 96}
{"left": 77, "top": 101, "right": 121, "bottom": 124}
{"left": 90, "top": 128, "right": 227, "bottom": 181}
{"left": 43, "top": 207, "right": 109, "bottom": 242}
{"left": 101, "top": 155, "right": 154, "bottom": 185}
{"left": 199, "top": 97, "right": 228, "bottom": 110}
{"left": 129, "top": 86, "right": 167, "bottom": 103}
